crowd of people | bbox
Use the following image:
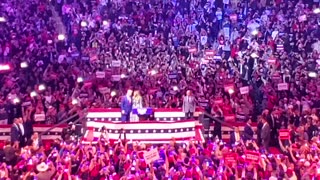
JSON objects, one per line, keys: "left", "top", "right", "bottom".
{"left": 0, "top": 0, "right": 320, "bottom": 178}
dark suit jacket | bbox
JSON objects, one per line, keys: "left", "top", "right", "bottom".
{"left": 10, "top": 124, "right": 21, "bottom": 143}
{"left": 120, "top": 96, "right": 132, "bottom": 114}
{"left": 243, "top": 124, "right": 254, "bottom": 141}
{"left": 24, "top": 121, "right": 34, "bottom": 140}
{"left": 230, "top": 132, "right": 241, "bottom": 145}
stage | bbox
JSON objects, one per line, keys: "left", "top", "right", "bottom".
{"left": 0, "top": 108, "right": 256, "bottom": 148}
{"left": 83, "top": 108, "right": 257, "bottom": 144}
{"left": 83, "top": 120, "right": 205, "bottom": 144}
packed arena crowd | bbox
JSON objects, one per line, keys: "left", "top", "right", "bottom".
{"left": 0, "top": 0, "right": 320, "bottom": 178}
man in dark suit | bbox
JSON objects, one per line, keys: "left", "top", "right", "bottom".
{"left": 10, "top": 118, "right": 21, "bottom": 149}
{"left": 18, "top": 118, "right": 26, "bottom": 147}
{"left": 230, "top": 127, "right": 241, "bottom": 146}
{"left": 261, "top": 118, "right": 271, "bottom": 152}
{"left": 243, "top": 119, "right": 254, "bottom": 142}
{"left": 212, "top": 111, "right": 223, "bottom": 140}
{"left": 267, "top": 111, "right": 280, "bottom": 146}
{"left": 120, "top": 89, "right": 133, "bottom": 122}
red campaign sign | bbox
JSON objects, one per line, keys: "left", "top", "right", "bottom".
{"left": 224, "top": 153, "right": 238, "bottom": 166}
{"left": 188, "top": 47, "right": 197, "bottom": 53}
{"left": 279, "top": 129, "right": 290, "bottom": 140}
{"left": 245, "top": 151, "right": 260, "bottom": 164}
{"left": 224, "top": 115, "right": 236, "bottom": 122}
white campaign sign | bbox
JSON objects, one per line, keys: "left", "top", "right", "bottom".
{"left": 96, "top": 71, "right": 106, "bottom": 78}
{"left": 277, "top": 83, "right": 289, "bottom": 91}
{"left": 240, "top": 86, "right": 249, "bottom": 94}
{"left": 111, "top": 60, "right": 121, "bottom": 67}
{"left": 143, "top": 148, "right": 160, "bottom": 164}
{"left": 111, "top": 75, "right": 121, "bottom": 81}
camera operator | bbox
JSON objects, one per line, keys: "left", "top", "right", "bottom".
{"left": 61, "top": 123, "right": 76, "bottom": 142}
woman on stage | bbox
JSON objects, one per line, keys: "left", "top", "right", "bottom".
{"left": 131, "top": 90, "right": 143, "bottom": 122}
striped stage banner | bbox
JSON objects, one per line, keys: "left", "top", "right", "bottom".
{"left": 85, "top": 108, "right": 254, "bottom": 143}
{"left": 86, "top": 108, "right": 204, "bottom": 121}
{"left": 83, "top": 120, "right": 205, "bottom": 144}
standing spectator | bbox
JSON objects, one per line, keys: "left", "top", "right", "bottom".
{"left": 182, "top": 90, "right": 196, "bottom": 119}
{"left": 230, "top": 126, "right": 241, "bottom": 145}
{"left": 261, "top": 117, "right": 271, "bottom": 152}
{"left": 243, "top": 118, "right": 254, "bottom": 142}
{"left": 10, "top": 118, "right": 20, "bottom": 149}
{"left": 35, "top": 162, "right": 56, "bottom": 180}
{"left": 3, "top": 140, "right": 17, "bottom": 166}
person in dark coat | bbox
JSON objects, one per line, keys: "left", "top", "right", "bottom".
{"left": 10, "top": 118, "right": 21, "bottom": 149}
{"left": 230, "top": 127, "right": 241, "bottom": 146}
{"left": 120, "top": 89, "right": 133, "bottom": 122}
{"left": 243, "top": 119, "right": 254, "bottom": 142}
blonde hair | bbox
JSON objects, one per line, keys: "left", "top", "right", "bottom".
{"left": 133, "top": 90, "right": 141, "bottom": 99}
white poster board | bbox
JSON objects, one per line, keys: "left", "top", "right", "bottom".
{"left": 111, "top": 60, "right": 121, "bottom": 67}
{"left": 143, "top": 148, "right": 160, "bottom": 164}
{"left": 96, "top": 71, "right": 106, "bottom": 78}
{"left": 277, "top": 83, "right": 289, "bottom": 91}
{"left": 240, "top": 86, "right": 249, "bottom": 94}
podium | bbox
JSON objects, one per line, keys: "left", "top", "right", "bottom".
{"left": 132, "top": 107, "right": 153, "bottom": 120}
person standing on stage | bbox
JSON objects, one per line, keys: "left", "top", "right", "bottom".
{"left": 131, "top": 90, "right": 143, "bottom": 122}
{"left": 182, "top": 90, "right": 196, "bottom": 119}
{"left": 10, "top": 118, "right": 21, "bottom": 149}
{"left": 121, "top": 89, "right": 133, "bottom": 122}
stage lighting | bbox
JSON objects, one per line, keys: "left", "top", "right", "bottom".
{"left": 150, "top": 70, "right": 157, "bottom": 75}
{"left": 0, "top": 64, "right": 10, "bottom": 71}
{"left": 173, "top": 86, "right": 179, "bottom": 91}
{"left": 314, "top": 8, "right": 320, "bottom": 14}
{"left": 30, "top": 91, "right": 37, "bottom": 97}
{"left": 77, "top": 77, "right": 84, "bottom": 83}
{"left": 120, "top": 74, "right": 126, "bottom": 78}
{"left": 308, "top": 72, "right": 317, "bottom": 78}
{"left": 13, "top": 97, "right": 20, "bottom": 104}
{"left": 47, "top": 40, "right": 53, "bottom": 44}
{"left": 111, "top": 91, "right": 116, "bottom": 97}
{"left": 38, "top": 84, "right": 46, "bottom": 91}
{"left": 58, "top": 34, "right": 66, "bottom": 41}
{"left": 72, "top": 99, "right": 78, "bottom": 105}
{"left": 228, "top": 88, "right": 235, "bottom": 94}
{"left": 102, "top": 20, "right": 109, "bottom": 27}
{"left": 251, "top": 29, "right": 259, "bottom": 36}
{"left": 20, "top": 62, "right": 28, "bottom": 68}
{"left": 80, "top": 21, "right": 88, "bottom": 27}
{"left": 0, "top": 17, "right": 6, "bottom": 22}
